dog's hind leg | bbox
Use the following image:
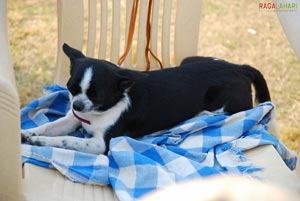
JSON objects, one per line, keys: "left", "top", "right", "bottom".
{"left": 28, "top": 135, "right": 106, "bottom": 155}
{"left": 21, "top": 110, "right": 80, "bottom": 141}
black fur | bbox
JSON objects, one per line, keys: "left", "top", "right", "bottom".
{"left": 63, "top": 44, "right": 271, "bottom": 154}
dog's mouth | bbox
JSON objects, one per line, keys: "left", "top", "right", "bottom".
{"left": 72, "top": 100, "right": 108, "bottom": 114}
{"left": 95, "top": 104, "right": 110, "bottom": 112}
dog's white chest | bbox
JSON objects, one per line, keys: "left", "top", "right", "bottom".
{"left": 74, "top": 94, "right": 131, "bottom": 138}
{"left": 80, "top": 113, "right": 115, "bottom": 137}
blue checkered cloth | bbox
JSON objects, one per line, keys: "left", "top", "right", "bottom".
{"left": 21, "top": 85, "right": 297, "bottom": 201}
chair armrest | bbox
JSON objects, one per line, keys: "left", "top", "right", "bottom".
{"left": 0, "top": 0, "right": 22, "bottom": 201}
{"left": 244, "top": 144, "right": 300, "bottom": 192}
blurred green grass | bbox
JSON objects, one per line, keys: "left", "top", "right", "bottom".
{"left": 8, "top": 0, "right": 300, "bottom": 150}
{"left": 8, "top": 0, "right": 56, "bottom": 104}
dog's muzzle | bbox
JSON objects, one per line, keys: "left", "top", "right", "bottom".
{"left": 72, "top": 100, "right": 85, "bottom": 112}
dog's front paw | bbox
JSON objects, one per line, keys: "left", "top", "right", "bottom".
{"left": 21, "top": 129, "right": 41, "bottom": 142}
{"left": 27, "top": 136, "right": 47, "bottom": 146}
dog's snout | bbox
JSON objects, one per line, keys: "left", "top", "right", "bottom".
{"left": 73, "top": 100, "right": 85, "bottom": 112}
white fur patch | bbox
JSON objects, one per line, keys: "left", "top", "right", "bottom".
{"left": 213, "top": 107, "right": 225, "bottom": 114}
{"left": 72, "top": 67, "right": 94, "bottom": 112}
{"left": 79, "top": 92, "right": 131, "bottom": 134}
{"left": 75, "top": 92, "right": 131, "bottom": 152}
{"left": 197, "top": 107, "right": 225, "bottom": 116}
{"left": 80, "top": 67, "right": 93, "bottom": 93}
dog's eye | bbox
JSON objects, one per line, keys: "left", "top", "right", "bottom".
{"left": 88, "top": 89, "right": 97, "bottom": 99}
{"left": 68, "top": 85, "right": 80, "bottom": 95}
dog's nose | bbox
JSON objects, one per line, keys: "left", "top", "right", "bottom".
{"left": 73, "top": 100, "right": 85, "bottom": 112}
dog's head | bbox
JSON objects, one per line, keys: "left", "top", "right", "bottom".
{"left": 63, "top": 43, "right": 148, "bottom": 114}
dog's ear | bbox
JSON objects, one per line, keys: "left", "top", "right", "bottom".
{"left": 63, "top": 43, "right": 85, "bottom": 62}
{"left": 117, "top": 69, "right": 149, "bottom": 90}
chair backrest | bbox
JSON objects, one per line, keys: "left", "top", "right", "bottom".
{"left": 55, "top": 0, "right": 202, "bottom": 85}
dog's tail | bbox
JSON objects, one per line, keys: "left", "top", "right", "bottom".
{"left": 242, "top": 65, "right": 271, "bottom": 103}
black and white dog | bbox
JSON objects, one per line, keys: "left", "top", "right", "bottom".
{"left": 21, "top": 44, "right": 271, "bottom": 155}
